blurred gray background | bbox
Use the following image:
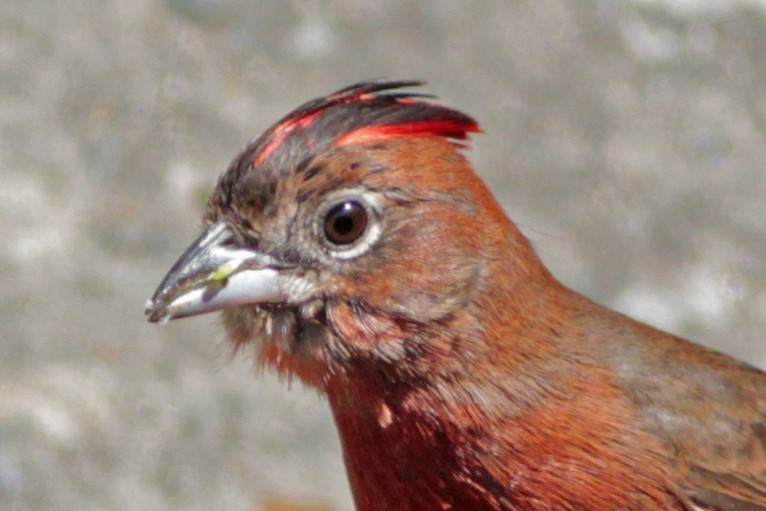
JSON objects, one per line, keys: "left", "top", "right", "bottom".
{"left": 1, "top": 1, "right": 764, "bottom": 510}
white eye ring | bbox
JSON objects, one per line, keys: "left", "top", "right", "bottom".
{"left": 316, "top": 190, "right": 382, "bottom": 260}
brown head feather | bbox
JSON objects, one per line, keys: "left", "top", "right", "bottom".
{"left": 210, "top": 81, "right": 480, "bottom": 213}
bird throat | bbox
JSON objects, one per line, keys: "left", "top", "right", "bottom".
{"left": 325, "top": 366, "right": 508, "bottom": 511}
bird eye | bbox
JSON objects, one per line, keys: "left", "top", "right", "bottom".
{"left": 324, "top": 201, "right": 368, "bottom": 245}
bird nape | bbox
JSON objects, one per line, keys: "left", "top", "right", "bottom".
{"left": 146, "top": 80, "right": 766, "bottom": 511}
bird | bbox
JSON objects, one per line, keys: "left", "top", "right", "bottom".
{"left": 146, "top": 80, "right": 766, "bottom": 511}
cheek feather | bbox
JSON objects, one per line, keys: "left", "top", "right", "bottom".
{"left": 326, "top": 301, "right": 411, "bottom": 363}
{"left": 280, "top": 272, "right": 320, "bottom": 303}
{"left": 347, "top": 202, "right": 486, "bottom": 322}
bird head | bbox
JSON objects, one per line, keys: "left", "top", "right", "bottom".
{"left": 146, "top": 81, "right": 549, "bottom": 388}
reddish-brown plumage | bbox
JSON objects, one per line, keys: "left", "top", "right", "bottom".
{"left": 147, "top": 81, "right": 766, "bottom": 511}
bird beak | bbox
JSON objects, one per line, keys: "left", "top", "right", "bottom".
{"left": 145, "top": 220, "right": 289, "bottom": 323}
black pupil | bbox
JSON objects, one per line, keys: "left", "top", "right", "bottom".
{"left": 324, "top": 201, "right": 367, "bottom": 245}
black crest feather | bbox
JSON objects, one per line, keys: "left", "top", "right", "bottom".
{"left": 213, "top": 80, "right": 479, "bottom": 210}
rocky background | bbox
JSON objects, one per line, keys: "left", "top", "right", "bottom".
{"left": 1, "top": 1, "right": 764, "bottom": 510}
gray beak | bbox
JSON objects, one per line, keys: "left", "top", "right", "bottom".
{"left": 145, "top": 220, "right": 289, "bottom": 323}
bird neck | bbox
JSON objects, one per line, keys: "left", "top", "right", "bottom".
{"left": 322, "top": 227, "right": 585, "bottom": 511}
{"left": 325, "top": 362, "right": 512, "bottom": 511}
{"left": 323, "top": 275, "right": 686, "bottom": 511}
{"left": 323, "top": 205, "right": 576, "bottom": 422}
